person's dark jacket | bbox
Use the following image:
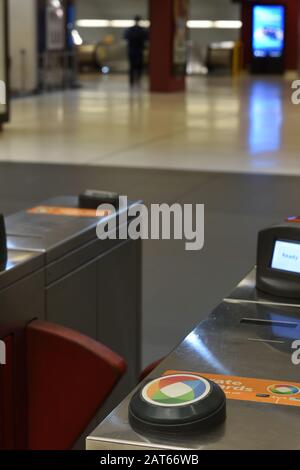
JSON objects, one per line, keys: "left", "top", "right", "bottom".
{"left": 124, "top": 25, "right": 148, "bottom": 59}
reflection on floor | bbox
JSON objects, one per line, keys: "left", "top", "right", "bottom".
{"left": 0, "top": 75, "right": 299, "bottom": 174}
{"left": 1, "top": 75, "right": 300, "bottom": 365}
{"left": 1, "top": 163, "right": 300, "bottom": 366}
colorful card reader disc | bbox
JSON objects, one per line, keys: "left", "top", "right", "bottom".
{"left": 129, "top": 374, "right": 226, "bottom": 434}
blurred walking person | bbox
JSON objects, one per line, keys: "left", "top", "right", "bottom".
{"left": 124, "top": 16, "right": 148, "bottom": 89}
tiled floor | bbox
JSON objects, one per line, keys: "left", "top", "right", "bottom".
{"left": 1, "top": 75, "right": 300, "bottom": 366}
{"left": 2, "top": 163, "right": 300, "bottom": 366}
{"left": 1, "top": 75, "right": 299, "bottom": 174}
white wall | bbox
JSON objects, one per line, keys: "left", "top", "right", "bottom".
{"left": 9, "top": 0, "right": 38, "bottom": 93}
{"left": 77, "top": 0, "right": 148, "bottom": 44}
{"left": 76, "top": 0, "right": 240, "bottom": 47}
{"left": 77, "top": 0, "right": 147, "bottom": 19}
{"left": 190, "top": 0, "right": 240, "bottom": 48}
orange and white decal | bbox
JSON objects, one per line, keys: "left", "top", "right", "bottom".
{"left": 27, "top": 206, "right": 111, "bottom": 218}
{"left": 165, "top": 370, "right": 300, "bottom": 407}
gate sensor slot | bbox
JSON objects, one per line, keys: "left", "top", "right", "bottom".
{"left": 241, "top": 318, "right": 298, "bottom": 329}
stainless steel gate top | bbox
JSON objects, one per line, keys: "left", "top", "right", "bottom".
{"left": 87, "top": 292, "right": 300, "bottom": 450}
{"left": 0, "top": 249, "right": 43, "bottom": 291}
{"left": 6, "top": 196, "right": 138, "bottom": 263}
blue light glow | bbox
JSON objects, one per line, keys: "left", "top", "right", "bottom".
{"left": 253, "top": 5, "right": 285, "bottom": 57}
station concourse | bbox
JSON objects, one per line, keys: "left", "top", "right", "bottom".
{"left": 1, "top": 0, "right": 300, "bottom": 454}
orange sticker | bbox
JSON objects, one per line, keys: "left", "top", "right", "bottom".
{"left": 165, "top": 370, "right": 300, "bottom": 407}
{"left": 28, "top": 206, "right": 111, "bottom": 218}
{"left": 285, "top": 217, "right": 300, "bottom": 223}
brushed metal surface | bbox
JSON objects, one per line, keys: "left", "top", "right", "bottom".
{"left": 0, "top": 249, "right": 44, "bottom": 290}
{"left": 6, "top": 196, "right": 141, "bottom": 263}
{"left": 87, "top": 299, "right": 300, "bottom": 450}
{"left": 227, "top": 269, "right": 300, "bottom": 307}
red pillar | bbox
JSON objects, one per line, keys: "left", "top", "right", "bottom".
{"left": 241, "top": 0, "right": 300, "bottom": 71}
{"left": 149, "top": 0, "right": 188, "bottom": 92}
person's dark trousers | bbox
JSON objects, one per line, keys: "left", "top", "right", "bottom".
{"left": 129, "top": 55, "right": 144, "bottom": 87}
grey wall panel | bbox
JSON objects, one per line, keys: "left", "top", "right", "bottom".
{"left": 48, "top": 238, "right": 143, "bottom": 449}
{"left": 46, "top": 237, "right": 123, "bottom": 285}
{"left": 46, "top": 261, "right": 98, "bottom": 339}
{"left": 96, "top": 239, "right": 142, "bottom": 383}
{"left": 81, "top": 238, "right": 142, "bottom": 440}
{"left": 0, "top": 270, "right": 45, "bottom": 329}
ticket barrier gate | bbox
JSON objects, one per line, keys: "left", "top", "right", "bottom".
{"left": 87, "top": 220, "right": 300, "bottom": 450}
{"left": 0, "top": 194, "right": 142, "bottom": 421}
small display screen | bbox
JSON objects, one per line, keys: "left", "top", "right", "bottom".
{"left": 271, "top": 240, "right": 300, "bottom": 274}
{"left": 252, "top": 5, "right": 285, "bottom": 58}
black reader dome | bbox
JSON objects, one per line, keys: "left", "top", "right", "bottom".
{"left": 129, "top": 373, "right": 226, "bottom": 434}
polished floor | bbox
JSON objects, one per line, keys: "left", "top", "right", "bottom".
{"left": 2, "top": 163, "right": 300, "bottom": 366}
{"left": 0, "top": 75, "right": 299, "bottom": 174}
{"left": 1, "top": 75, "right": 300, "bottom": 366}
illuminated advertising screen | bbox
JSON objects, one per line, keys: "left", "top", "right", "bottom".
{"left": 252, "top": 5, "right": 285, "bottom": 58}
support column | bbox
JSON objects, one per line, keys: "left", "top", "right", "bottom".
{"left": 149, "top": 0, "right": 189, "bottom": 92}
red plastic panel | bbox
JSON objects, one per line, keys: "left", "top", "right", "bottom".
{"left": 140, "top": 358, "right": 164, "bottom": 382}
{"left": 26, "top": 320, "right": 126, "bottom": 450}
{"left": 0, "top": 335, "right": 14, "bottom": 450}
